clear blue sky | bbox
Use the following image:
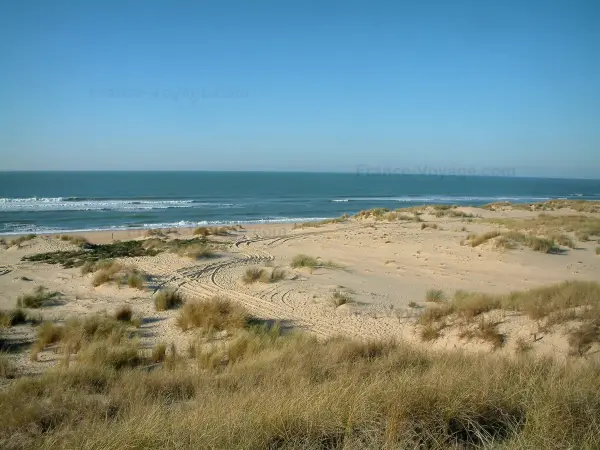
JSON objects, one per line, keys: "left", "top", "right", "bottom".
{"left": 1, "top": 0, "right": 599, "bottom": 178}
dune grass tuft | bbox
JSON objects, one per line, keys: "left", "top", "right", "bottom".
{"left": 17, "top": 286, "right": 61, "bottom": 308}
{"left": 0, "top": 353, "right": 15, "bottom": 378}
{"left": 9, "top": 234, "right": 36, "bottom": 247}
{"left": 243, "top": 267, "right": 287, "bottom": 284}
{"left": 154, "top": 289, "right": 183, "bottom": 311}
{"left": 176, "top": 297, "right": 248, "bottom": 332}
{"left": 420, "top": 324, "right": 441, "bottom": 341}
{"left": 459, "top": 319, "right": 505, "bottom": 349}
{"left": 242, "top": 267, "right": 263, "bottom": 284}
{"left": 290, "top": 254, "right": 318, "bottom": 269}
{"left": 330, "top": 290, "right": 351, "bottom": 307}
{"left": 425, "top": 289, "right": 445, "bottom": 303}
{"left": 58, "top": 235, "right": 89, "bottom": 247}
{"left": 86, "top": 260, "right": 146, "bottom": 289}
{"left": 113, "top": 305, "right": 133, "bottom": 322}
{"left": 0, "top": 308, "right": 28, "bottom": 327}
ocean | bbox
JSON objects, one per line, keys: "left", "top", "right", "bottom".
{"left": 1, "top": 171, "right": 599, "bottom": 235}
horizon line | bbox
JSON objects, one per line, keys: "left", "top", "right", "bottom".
{"left": 1, "top": 169, "right": 600, "bottom": 182}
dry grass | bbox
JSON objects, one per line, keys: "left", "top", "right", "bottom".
{"left": 420, "top": 324, "right": 441, "bottom": 341}
{"left": 466, "top": 231, "right": 502, "bottom": 246}
{"left": 293, "top": 215, "right": 349, "bottom": 229}
{"left": 421, "top": 223, "right": 438, "bottom": 230}
{"left": 488, "top": 214, "right": 600, "bottom": 242}
{"left": 58, "top": 234, "right": 89, "bottom": 247}
{"left": 154, "top": 289, "right": 183, "bottom": 311}
{"left": 459, "top": 319, "right": 505, "bottom": 349}
{"left": 425, "top": 289, "right": 445, "bottom": 303}
{"left": 176, "top": 243, "right": 214, "bottom": 259}
{"left": 414, "top": 282, "right": 600, "bottom": 355}
{"left": 467, "top": 231, "right": 559, "bottom": 253}
{"left": 330, "top": 290, "right": 351, "bottom": 307}
{"left": 242, "top": 267, "right": 263, "bottom": 284}
{"left": 596, "top": 246, "right": 600, "bottom": 255}
{"left": 568, "top": 321, "right": 600, "bottom": 356}
{"left": 176, "top": 297, "right": 248, "bottom": 332}
{"left": 290, "top": 254, "right": 319, "bottom": 269}
{"left": 113, "top": 305, "right": 133, "bottom": 322}
{"left": 16, "top": 286, "right": 61, "bottom": 308}
{"left": 85, "top": 260, "right": 146, "bottom": 289}
{"left": 193, "top": 226, "right": 237, "bottom": 237}
{"left": 262, "top": 267, "right": 286, "bottom": 283}
{"left": 0, "top": 308, "right": 28, "bottom": 327}
{"left": 8, "top": 234, "right": 36, "bottom": 247}
{"left": 0, "top": 353, "right": 15, "bottom": 378}
{"left": 3, "top": 309, "right": 600, "bottom": 449}
{"left": 242, "top": 267, "right": 286, "bottom": 284}
{"left": 514, "top": 337, "right": 533, "bottom": 355}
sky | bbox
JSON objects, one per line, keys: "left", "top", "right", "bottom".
{"left": 1, "top": 0, "right": 599, "bottom": 178}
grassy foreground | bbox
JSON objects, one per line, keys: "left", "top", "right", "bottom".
{"left": 2, "top": 300, "right": 600, "bottom": 449}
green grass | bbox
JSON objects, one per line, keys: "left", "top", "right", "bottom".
{"left": 23, "top": 237, "right": 219, "bottom": 268}
{"left": 16, "top": 286, "right": 61, "bottom": 308}
{"left": 154, "top": 289, "right": 183, "bottom": 311}
{"left": 596, "top": 246, "right": 600, "bottom": 255}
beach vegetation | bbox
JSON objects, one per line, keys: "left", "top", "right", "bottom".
{"left": 425, "top": 289, "right": 445, "bottom": 303}
{"left": 330, "top": 290, "right": 351, "bottom": 307}
{"left": 242, "top": 267, "right": 263, "bottom": 284}
{"left": 16, "top": 286, "right": 61, "bottom": 308}
{"left": 176, "top": 297, "right": 248, "bottom": 332}
{"left": 113, "top": 305, "right": 133, "bottom": 322}
{"left": 58, "top": 235, "right": 89, "bottom": 247}
{"left": 154, "top": 289, "right": 183, "bottom": 311}
{"left": 458, "top": 319, "right": 505, "bottom": 349}
{"left": 4, "top": 297, "right": 600, "bottom": 448}
{"left": 0, "top": 308, "right": 28, "bottom": 327}
{"left": 9, "top": 234, "right": 36, "bottom": 247}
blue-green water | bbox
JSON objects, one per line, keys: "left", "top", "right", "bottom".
{"left": 1, "top": 172, "right": 599, "bottom": 234}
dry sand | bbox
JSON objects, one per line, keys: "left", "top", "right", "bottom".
{"left": 2, "top": 206, "right": 600, "bottom": 374}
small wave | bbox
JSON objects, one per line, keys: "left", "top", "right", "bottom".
{"left": 330, "top": 196, "right": 552, "bottom": 203}
{"left": 0, "top": 198, "right": 237, "bottom": 212}
{"left": 0, "top": 217, "right": 333, "bottom": 235}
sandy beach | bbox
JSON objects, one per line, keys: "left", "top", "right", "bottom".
{"left": 2, "top": 202, "right": 600, "bottom": 377}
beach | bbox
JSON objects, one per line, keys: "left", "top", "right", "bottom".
{"left": 3, "top": 201, "right": 600, "bottom": 374}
